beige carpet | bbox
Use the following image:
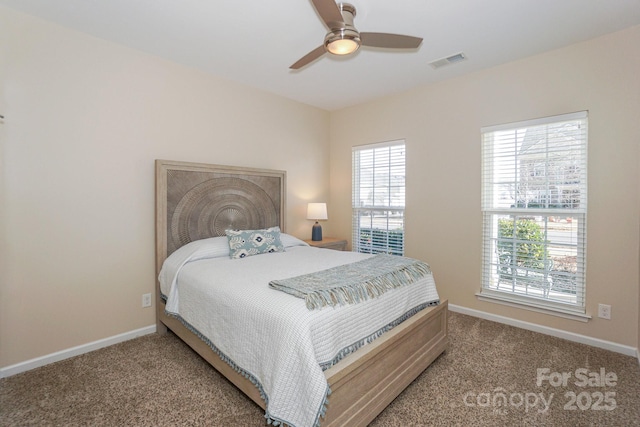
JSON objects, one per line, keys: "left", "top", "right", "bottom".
{"left": 2, "top": 312, "right": 639, "bottom": 426}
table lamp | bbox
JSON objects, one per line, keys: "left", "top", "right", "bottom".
{"left": 307, "top": 203, "right": 328, "bottom": 241}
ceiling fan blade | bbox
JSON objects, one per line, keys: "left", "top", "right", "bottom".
{"left": 360, "top": 32, "right": 423, "bottom": 49}
{"left": 290, "top": 45, "right": 326, "bottom": 70}
{"left": 311, "top": 0, "right": 345, "bottom": 28}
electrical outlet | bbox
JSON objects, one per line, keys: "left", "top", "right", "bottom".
{"left": 598, "top": 304, "right": 611, "bottom": 320}
{"left": 142, "top": 293, "right": 152, "bottom": 308}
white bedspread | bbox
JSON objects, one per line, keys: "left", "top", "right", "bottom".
{"left": 159, "top": 235, "right": 440, "bottom": 427}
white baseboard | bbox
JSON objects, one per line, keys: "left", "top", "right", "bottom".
{"left": 0, "top": 325, "right": 156, "bottom": 379}
{"left": 2, "top": 308, "right": 638, "bottom": 377}
{"left": 448, "top": 304, "right": 638, "bottom": 358}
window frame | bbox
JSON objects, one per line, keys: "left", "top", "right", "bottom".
{"left": 479, "top": 112, "right": 588, "bottom": 319}
{"left": 352, "top": 140, "right": 406, "bottom": 256}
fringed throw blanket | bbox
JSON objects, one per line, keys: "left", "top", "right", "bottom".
{"left": 269, "top": 254, "right": 432, "bottom": 310}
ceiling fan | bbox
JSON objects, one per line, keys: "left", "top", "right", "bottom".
{"left": 290, "top": 0, "right": 423, "bottom": 70}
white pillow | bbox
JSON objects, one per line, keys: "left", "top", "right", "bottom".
{"left": 280, "top": 233, "right": 309, "bottom": 248}
{"left": 159, "top": 236, "right": 230, "bottom": 295}
{"left": 175, "top": 236, "right": 231, "bottom": 262}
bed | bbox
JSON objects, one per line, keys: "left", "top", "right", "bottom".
{"left": 155, "top": 159, "right": 448, "bottom": 427}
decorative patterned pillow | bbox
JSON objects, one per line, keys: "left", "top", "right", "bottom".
{"left": 225, "top": 227, "right": 286, "bottom": 259}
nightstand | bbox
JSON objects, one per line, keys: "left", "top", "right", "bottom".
{"left": 304, "top": 237, "right": 348, "bottom": 251}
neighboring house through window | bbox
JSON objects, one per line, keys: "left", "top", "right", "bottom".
{"left": 352, "top": 140, "right": 406, "bottom": 256}
{"left": 480, "top": 112, "right": 588, "bottom": 318}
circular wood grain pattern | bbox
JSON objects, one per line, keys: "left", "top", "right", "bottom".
{"left": 170, "top": 177, "right": 278, "bottom": 250}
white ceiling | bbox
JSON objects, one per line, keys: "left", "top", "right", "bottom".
{"left": 2, "top": 0, "right": 640, "bottom": 111}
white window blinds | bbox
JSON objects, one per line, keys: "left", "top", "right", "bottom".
{"left": 481, "top": 112, "right": 588, "bottom": 314}
{"left": 352, "top": 141, "right": 405, "bottom": 255}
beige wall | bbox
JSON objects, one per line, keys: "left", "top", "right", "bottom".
{"left": 0, "top": 8, "right": 330, "bottom": 368}
{"left": 2, "top": 6, "right": 638, "bottom": 371}
{"left": 329, "top": 26, "right": 640, "bottom": 348}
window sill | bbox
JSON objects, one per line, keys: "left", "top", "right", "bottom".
{"left": 476, "top": 291, "right": 592, "bottom": 322}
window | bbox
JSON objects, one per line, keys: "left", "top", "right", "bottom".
{"left": 480, "top": 112, "right": 588, "bottom": 315}
{"left": 352, "top": 140, "right": 405, "bottom": 255}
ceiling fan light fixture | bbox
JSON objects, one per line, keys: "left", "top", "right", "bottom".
{"left": 290, "top": 0, "right": 422, "bottom": 69}
{"left": 324, "top": 29, "right": 360, "bottom": 55}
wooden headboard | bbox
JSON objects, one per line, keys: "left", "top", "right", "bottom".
{"left": 155, "top": 160, "right": 286, "bottom": 275}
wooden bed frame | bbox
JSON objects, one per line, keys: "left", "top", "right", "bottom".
{"left": 155, "top": 159, "right": 448, "bottom": 426}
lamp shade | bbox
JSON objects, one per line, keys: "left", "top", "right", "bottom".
{"left": 307, "top": 203, "right": 328, "bottom": 220}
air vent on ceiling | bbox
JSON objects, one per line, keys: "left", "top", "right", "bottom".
{"left": 429, "top": 52, "right": 467, "bottom": 69}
